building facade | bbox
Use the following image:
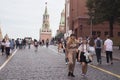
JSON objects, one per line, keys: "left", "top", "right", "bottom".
{"left": 0, "top": 24, "right": 3, "bottom": 41}
{"left": 65, "top": 0, "right": 70, "bottom": 37}
{"left": 65, "top": 0, "right": 120, "bottom": 43}
{"left": 40, "top": 3, "right": 52, "bottom": 41}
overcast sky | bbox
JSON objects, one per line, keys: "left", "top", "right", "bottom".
{"left": 0, "top": 0, "right": 65, "bottom": 40}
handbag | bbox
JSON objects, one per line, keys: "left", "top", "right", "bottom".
{"left": 84, "top": 52, "right": 92, "bottom": 63}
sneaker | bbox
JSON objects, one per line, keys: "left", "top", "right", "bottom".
{"left": 71, "top": 73, "right": 75, "bottom": 77}
{"left": 106, "top": 63, "right": 110, "bottom": 65}
{"left": 81, "top": 74, "right": 87, "bottom": 78}
{"left": 81, "top": 74, "right": 85, "bottom": 76}
{"left": 66, "top": 62, "right": 68, "bottom": 65}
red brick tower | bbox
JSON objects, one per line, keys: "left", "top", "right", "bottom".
{"left": 40, "top": 2, "right": 52, "bottom": 41}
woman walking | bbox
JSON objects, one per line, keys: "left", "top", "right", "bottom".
{"left": 78, "top": 38, "right": 91, "bottom": 77}
{"left": 88, "top": 36, "right": 95, "bottom": 62}
{"left": 5, "top": 39, "right": 11, "bottom": 57}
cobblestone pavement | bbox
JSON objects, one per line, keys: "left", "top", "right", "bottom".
{"left": 0, "top": 45, "right": 120, "bottom": 80}
{"left": 0, "top": 50, "right": 16, "bottom": 67}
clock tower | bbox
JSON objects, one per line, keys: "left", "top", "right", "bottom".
{"left": 40, "top": 2, "right": 52, "bottom": 41}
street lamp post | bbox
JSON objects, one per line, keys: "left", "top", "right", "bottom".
{"left": 90, "top": 17, "right": 93, "bottom": 36}
{"left": 80, "top": 24, "right": 83, "bottom": 37}
{"left": 90, "top": 15, "right": 94, "bottom": 36}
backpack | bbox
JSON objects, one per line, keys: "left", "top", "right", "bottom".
{"left": 96, "top": 39, "right": 101, "bottom": 47}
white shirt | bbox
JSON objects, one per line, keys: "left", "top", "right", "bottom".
{"left": 78, "top": 44, "right": 89, "bottom": 52}
{"left": 104, "top": 39, "right": 113, "bottom": 51}
{"left": 5, "top": 40, "right": 10, "bottom": 47}
{"left": 19, "top": 39, "right": 22, "bottom": 44}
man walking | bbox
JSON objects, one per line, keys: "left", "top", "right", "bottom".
{"left": 95, "top": 35, "right": 103, "bottom": 64}
{"left": 67, "top": 34, "right": 78, "bottom": 77}
{"left": 104, "top": 35, "right": 113, "bottom": 65}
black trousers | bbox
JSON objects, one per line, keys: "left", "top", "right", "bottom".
{"left": 1, "top": 46, "right": 5, "bottom": 53}
{"left": 6, "top": 47, "right": 10, "bottom": 56}
{"left": 95, "top": 48, "right": 102, "bottom": 63}
{"left": 106, "top": 51, "right": 113, "bottom": 63}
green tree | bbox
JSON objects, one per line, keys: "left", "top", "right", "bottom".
{"left": 86, "top": 0, "right": 120, "bottom": 37}
{"left": 55, "top": 32, "right": 64, "bottom": 40}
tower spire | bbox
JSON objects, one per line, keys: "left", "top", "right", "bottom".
{"left": 45, "top": 2, "right": 48, "bottom": 14}
{"left": 39, "top": 2, "right": 52, "bottom": 41}
{"left": 60, "top": 9, "right": 65, "bottom": 25}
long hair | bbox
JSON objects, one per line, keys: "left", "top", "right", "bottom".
{"left": 89, "top": 37, "right": 95, "bottom": 46}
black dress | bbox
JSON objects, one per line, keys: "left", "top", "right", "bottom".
{"left": 80, "top": 52, "right": 87, "bottom": 63}
{"left": 80, "top": 52, "right": 91, "bottom": 63}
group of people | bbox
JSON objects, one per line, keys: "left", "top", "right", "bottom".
{"left": 0, "top": 37, "right": 51, "bottom": 57}
{"left": 0, "top": 38, "right": 32, "bottom": 57}
{"left": 0, "top": 38, "right": 15, "bottom": 57}
{"left": 39, "top": 39, "right": 49, "bottom": 47}
{"left": 58, "top": 34, "right": 113, "bottom": 77}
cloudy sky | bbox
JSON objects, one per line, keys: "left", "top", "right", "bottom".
{"left": 0, "top": 0, "right": 65, "bottom": 40}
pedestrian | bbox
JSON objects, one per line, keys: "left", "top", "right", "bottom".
{"left": 104, "top": 35, "right": 113, "bottom": 65}
{"left": 34, "top": 39, "right": 38, "bottom": 52}
{"left": 95, "top": 35, "right": 103, "bottom": 64}
{"left": 46, "top": 39, "right": 49, "bottom": 48}
{"left": 5, "top": 39, "right": 11, "bottom": 57}
{"left": 1, "top": 39, "right": 5, "bottom": 55}
{"left": 15, "top": 38, "right": 19, "bottom": 49}
{"left": 63, "top": 38, "right": 69, "bottom": 65}
{"left": 28, "top": 39, "right": 31, "bottom": 49}
{"left": 58, "top": 41, "right": 63, "bottom": 53}
{"left": 88, "top": 36, "right": 95, "bottom": 62}
{"left": 22, "top": 39, "right": 26, "bottom": 49}
{"left": 10, "top": 39, "right": 15, "bottom": 51}
{"left": 19, "top": 39, "right": 22, "bottom": 49}
{"left": 67, "top": 34, "right": 78, "bottom": 77}
{"left": 42, "top": 40, "right": 44, "bottom": 45}
{"left": 39, "top": 40, "right": 42, "bottom": 46}
{"left": 78, "top": 37, "right": 91, "bottom": 77}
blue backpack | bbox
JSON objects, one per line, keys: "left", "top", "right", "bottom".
{"left": 96, "top": 39, "right": 101, "bottom": 47}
